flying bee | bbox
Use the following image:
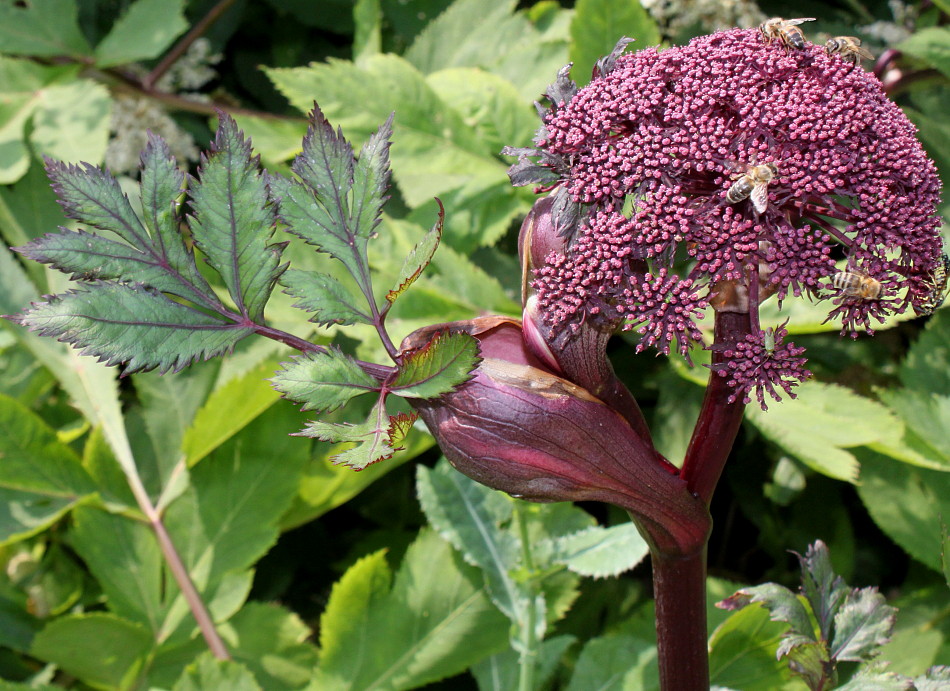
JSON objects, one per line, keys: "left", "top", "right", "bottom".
{"left": 759, "top": 17, "right": 816, "bottom": 50}
{"left": 832, "top": 270, "right": 882, "bottom": 300}
{"left": 915, "top": 253, "right": 950, "bottom": 316}
{"left": 825, "top": 36, "right": 874, "bottom": 65}
{"left": 726, "top": 162, "right": 778, "bottom": 214}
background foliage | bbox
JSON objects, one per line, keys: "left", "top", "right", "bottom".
{"left": 0, "top": 0, "right": 948, "bottom": 688}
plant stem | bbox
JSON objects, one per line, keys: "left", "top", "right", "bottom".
{"left": 652, "top": 547, "right": 709, "bottom": 691}
{"left": 514, "top": 504, "right": 539, "bottom": 691}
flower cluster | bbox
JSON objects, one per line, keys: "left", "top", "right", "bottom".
{"left": 509, "top": 27, "right": 942, "bottom": 408}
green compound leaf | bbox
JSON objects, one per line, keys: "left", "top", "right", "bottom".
{"left": 18, "top": 146, "right": 215, "bottom": 309}
{"left": 299, "top": 396, "right": 407, "bottom": 470}
{"left": 386, "top": 200, "right": 443, "bottom": 305}
{"left": 271, "top": 348, "right": 379, "bottom": 413}
{"left": 11, "top": 283, "right": 254, "bottom": 374}
{"left": 392, "top": 330, "right": 479, "bottom": 399}
{"left": 0, "top": 0, "right": 90, "bottom": 58}
{"left": 280, "top": 269, "right": 372, "bottom": 326}
{"left": 190, "top": 113, "right": 285, "bottom": 322}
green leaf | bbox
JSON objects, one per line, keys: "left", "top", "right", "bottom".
{"left": 12, "top": 283, "right": 254, "bottom": 374}
{"left": 30, "top": 613, "right": 153, "bottom": 689}
{"left": 709, "top": 605, "right": 800, "bottom": 691}
{"left": 873, "top": 389, "right": 950, "bottom": 471}
{"left": 471, "top": 635, "right": 575, "bottom": 691}
{"left": 0, "top": 0, "right": 90, "bottom": 58}
{"left": 856, "top": 450, "right": 950, "bottom": 573}
{"left": 831, "top": 588, "right": 896, "bottom": 662}
{"left": 353, "top": 0, "right": 382, "bottom": 61}
{"left": 564, "top": 634, "right": 659, "bottom": 691}
{"left": 280, "top": 269, "right": 372, "bottom": 326}
{"left": 553, "top": 523, "right": 649, "bottom": 578}
{"left": 416, "top": 461, "right": 525, "bottom": 622}
{"left": 94, "top": 0, "right": 188, "bottom": 67}
{"left": 798, "top": 540, "right": 850, "bottom": 643}
{"left": 898, "top": 28, "right": 950, "bottom": 81}
{"left": 900, "top": 309, "right": 950, "bottom": 395}
{"left": 222, "top": 603, "right": 318, "bottom": 690}
{"left": 783, "top": 640, "right": 831, "bottom": 691}
{"left": 28, "top": 81, "right": 111, "bottom": 166}
{"left": 0, "top": 393, "right": 96, "bottom": 545}
{"left": 717, "top": 584, "right": 815, "bottom": 642}
{"left": 69, "top": 505, "right": 165, "bottom": 632}
{"left": 391, "top": 330, "right": 479, "bottom": 398}
{"left": 745, "top": 381, "right": 902, "bottom": 482}
{"left": 182, "top": 359, "right": 282, "bottom": 466}
{"left": 190, "top": 113, "right": 285, "bottom": 321}
{"left": 173, "top": 652, "right": 261, "bottom": 691}
{"left": 299, "top": 396, "right": 403, "bottom": 470}
{"left": 314, "top": 530, "right": 509, "bottom": 689}
{"left": 271, "top": 347, "right": 379, "bottom": 412}
{"left": 569, "top": 0, "right": 660, "bottom": 86}
{"left": 386, "top": 202, "right": 443, "bottom": 304}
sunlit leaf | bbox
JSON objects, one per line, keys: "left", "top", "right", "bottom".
{"left": 173, "top": 652, "right": 261, "bottom": 691}
{"left": 94, "top": 0, "right": 188, "bottom": 68}
{"left": 271, "top": 347, "right": 379, "bottom": 413}
{"left": 392, "top": 330, "right": 479, "bottom": 399}
{"left": 569, "top": 0, "right": 660, "bottom": 86}
{"left": 798, "top": 540, "right": 849, "bottom": 642}
{"left": 281, "top": 269, "right": 372, "bottom": 326}
{"left": 0, "top": 0, "right": 90, "bottom": 58}
{"left": 299, "top": 396, "right": 398, "bottom": 470}
{"left": 553, "top": 523, "right": 649, "bottom": 578}
{"left": 386, "top": 201, "right": 443, "bottom": 304}
{"left": 831, "top": 588, "right": 896, "bottom": 662}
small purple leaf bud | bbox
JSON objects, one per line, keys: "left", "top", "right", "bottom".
{"left": 403, "top": 316, "right": 710, "bottom": 556}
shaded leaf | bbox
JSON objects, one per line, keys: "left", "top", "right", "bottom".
{"left": 299, "top": 396, "right": 399, "bottom": 470}
{"left": 709, "top": 605, "right": 799, "bottom": 691}
{"left": 0, "top": 0, "right": 90, "bottom": 58}
{"left": 798, "top": 540, "right": 849, "bottom": 642}
{"left": 784, "top": 640, "right": 830, "bottom": 691}
{"left": 190, "top": 113, "right": 285, "bottom": 321}
{"left": 281, "top": 269, "right": 371, "bottom": 326}
{"left": 831, "top": 588, "right": 896, "bottom": 662}
{"left": 898, "top": 28, "right": 950, "bottom": 81}
{"left": 314, "top": 530, "right": 509, "bottom": 689}
{"left": 173, "top": 652, "right": 261, "bottom": 691}
{"left": 223, "top": 603, "right": 318, "bottom": 690}
{"left": 271, "top": 347, "right": 379, "bottom": 412}
{"left": 392, "top": 330, "right": 480, "bottom": 399}
{"left": 94, "top": 0, "right": 188, "bottom": 68}
{"left": 472, "top": 635, "right": 576, "bottom": 691}
{"left": 565, "top": 634, "right": 658, "bottom": 691}
{"left": 30, "top": 613, "right": 152, "bottom": 689}
{"left": 569, "top": 0, "right": 659, "bottom": 86}
{"left": 11, "top": 283, "right": 253, "bottom": 374}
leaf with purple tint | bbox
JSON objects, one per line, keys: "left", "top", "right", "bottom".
{"left": 385, "top": 201, "right": 442, "bottom": 306}
{"left": 271, "top": 348, "right": 379, "bottom": 413}
{"left": 11, "top": 283, "right": 253, "bottom": 374}
{"left": 17, "top": 146, "right": 217, "bottom": 310}
{"left": 798, "top": 540, "right": 849, "bottom": 642}
{"left": 271, "top": 106, "right": 392, "bottom": 302}
{"left": 280, "top": 269, "right": 371, "bottom": 326}
{"left": 391, "top": 330, "right": 479, "bottom": 399}
{"left": 716, "top": 583, "right": 815, "bottom": 641}
{"left": 190, "top": 113, "right": 285, "bottom": 322}
{"left": 298, "top": 396, "right": 400, "bottom": 470}
{"left": 830, "top": 587, "right": 896, "bottom": 662}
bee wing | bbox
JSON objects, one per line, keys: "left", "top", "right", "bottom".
{"left": 854, "top": 45, "right": 875, "bottom": 60}
{"left": 786, "top": 18, "right": 816, "bottom": 25}
{"left": 750, "top": 183, "right": 769, "bottom": 214}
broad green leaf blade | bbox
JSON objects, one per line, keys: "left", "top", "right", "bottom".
{"left": 13, "top": 283, "right": 254, "bottom": 374}
{"left": 30, "top": 613, "right": 153, "bottom": 690}
{"left": 299, "top": 396, "right": 399, "bottom": 470}
{"left": 873, "top": 389, "right": 950, "bottom": 471}
{"left": 472, "top": 635, "right": 576, "bottom": 691}
{"left": 831, "top": 588, "right": 896, "bottom": 662}
{"left": 898, "top": 28, "right": 950, "bottom": 81}
{"left": 222, "top": 603, "right": 318, "bottom": 690}
{"left": 554, "top": 523, "right": 649, "bottom": 578}
{"left": 190, "top": 114, "right": 284, "bottom": 321}
{"left": 280, "top": 269, "right": 372, "bottom": 326}
{"left": 69, "top": 505, "right": 164, "bottom": 632}
{"left": 857, "top": 449, "right": 950, "bottom": 574}
{"left": 900, "top": 309, "right": 950, "bottom": 394}
{"left": 29, "top": 81, "right": 111, "bottom": 166}
{"left": 798, "top": 540, "right": 850, "bottom": 642}
{"left": 709, "top": 605, "right": 801, "bottom": 691}
{"left": 569, "top": 0, "right": 660, "bottom": 86}
{"left": 271, "top": 347, "right": 379, "bottom": 412}
{"left": 745, "top": 382, "right": 902, "bottom": 482}
{"left": 717, "top": 584, "right": 815, "bottom": 642}
{"left": 564, "top": 634, "right": 658, "bottom": 691}
{"left": 173, "top": 652, "right": 261, "bottom": 691}
{"left": 0, "top": 394, "right": 96, "bottom": 545}
{"left": 391, "top": 330, "right": 479, "bottom": 399}
{"left": 315, "top": 530, "right": 509, "bottom": 690}
{"left": 94, "top": 0, "right": 188, "bottom": 68}
{"left": 353, "top": 0, "right": 382, "bottom": 61}
{"left": 386, "top": 202, "right": 443, "bottom": 304}
{"left": 416, "top": 460, "right": 525, "bottom": 622}
{"left": 0, "top": 0, "right": 90, "bottom": 58}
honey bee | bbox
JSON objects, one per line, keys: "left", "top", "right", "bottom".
{"left": 832, "top": 270, "right": 882, "bottom": 300}
{"left": 915, "top": 253, "right": 950, "bottom": 316}
{"left": 760, "top": 17, "right": 816, "bottom": 50}
{"left": 825, "top": 36, "right": 874, "bottom": 65}
{"left": 726, "top": 162, "right": 778, "bottom": 214}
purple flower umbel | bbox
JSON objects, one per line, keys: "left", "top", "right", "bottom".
{"left": 508, "top": 28, "right": 942, "bottom": 409}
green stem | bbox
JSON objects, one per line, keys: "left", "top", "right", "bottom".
{"left": 514, "top": 504, "right": 539, "bottom": 691}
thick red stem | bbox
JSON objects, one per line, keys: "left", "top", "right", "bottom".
{"left": 652, "top": 547, "right": 710, "bottom": 691}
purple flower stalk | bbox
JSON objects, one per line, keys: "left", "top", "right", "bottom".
{"left": 509, "top": 28, "right": 942, "bottom": 409}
